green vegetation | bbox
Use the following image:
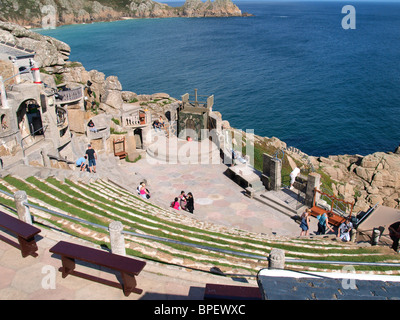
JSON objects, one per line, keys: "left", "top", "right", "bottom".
{"left": 54, "top": 73, "right": 64, "bottom": 85}
{"left": 111, "top": 117, "right": 120, "bottom": 125}
{"left": 110, "top": 127, "right": 127, "bottom": 135}
{"left": 125, "top": 154, "right": 141, "bottom": 163}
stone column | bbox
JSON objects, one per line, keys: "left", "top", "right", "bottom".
{"left": 109, "top": 221, "right": 126, "bottom": 256}
{"left": 261, "top": 154, "right": 272, "bottom": 189}
{"left": 269, "top": 158, "right": 282, "bottom": 191}
{"left": 305, "top": 172, "right": 321, "bottom": 207}
{"left": 14, "top": 191, "right": 32, "bottom": 225}
{"left": 371, "top": 228, "right": 381, "bottom": 246}
{"left": 262, "top": 154, "right": 282, "bottom": 191}
{"left": 268, "top": 248, "right": 285, "bottom": 269}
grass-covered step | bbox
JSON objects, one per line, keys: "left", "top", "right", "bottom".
{"left": 1, "top": 174, "right": 400, "bottom": 275}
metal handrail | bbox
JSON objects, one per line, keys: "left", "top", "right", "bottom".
{"left": 21, "top": 125, "right": 48, "bottom": 157}
{"left": 21, "top": 125, "right": 48, "bottom": 147}
{"left": 0, "top": 188, "right": 399, "bottom": 269}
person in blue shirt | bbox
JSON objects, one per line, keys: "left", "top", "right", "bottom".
{"left": 316, "top": 212, "right": 334, "bottom": 235}
{"left": 76, "top": 155, "right": 87, "bottom": 172}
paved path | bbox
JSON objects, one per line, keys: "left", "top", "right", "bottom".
{"left": 0, "top": 153, "right": 321, "bottom": 300}
{"left": 0, "top": 227, "right": 259, "bottom": 300}
{"left": 119, "top": 159, "right": 304, "bottom": 237}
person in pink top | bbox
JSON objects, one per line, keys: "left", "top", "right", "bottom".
{"left": 139, "top": 183, "right": 150, "bottom": 200}
{"left": 171, "top": 197, "right": 180, "bottom": 210}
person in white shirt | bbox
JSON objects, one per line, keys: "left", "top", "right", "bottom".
{"left": 338, "top": 218, "right": 353, "bottom": 242}
{"left": 289, "top": 167, "right": 300, "bottom": 190}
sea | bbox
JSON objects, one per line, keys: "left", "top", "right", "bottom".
{"left": 37, "top": 1, "right": 400, "bottom": 157}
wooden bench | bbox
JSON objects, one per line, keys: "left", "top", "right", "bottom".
{"left": 204, "top": 283, "right": 262, "bottom": 300}
{"left": 49, "top": 241, "right": 146, "bottom": 297}
{"left": 310, "top": 206, "right": 346, "bottom": 227}
{"left": 0, "top": 211, "right": 41, "bottom": 258}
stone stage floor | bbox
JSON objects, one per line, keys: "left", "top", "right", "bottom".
{"left": 121, "top": 159, "right": 303, "bottom": 237}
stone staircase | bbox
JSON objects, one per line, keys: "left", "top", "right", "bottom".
{"left": 255, "top": 188, "right": 307, "bottom": 218}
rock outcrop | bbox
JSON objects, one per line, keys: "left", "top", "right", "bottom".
{"left": 181, "top": 0, "right": 242, "bottom": 17}
{"left": 309, "top": 150, "right": 400, "bottom": 212}
{"left": 0, "top": 0, "right": 244, "bottom": 28}
{"left": 0, "top": 22, "right": 70, "bottom": 67}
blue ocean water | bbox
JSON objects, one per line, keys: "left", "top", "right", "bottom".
{"left": 38, "top": 1, "right": 400, "bottom": 157}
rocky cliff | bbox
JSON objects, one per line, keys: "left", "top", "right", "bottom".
{"left": 0, "top": 0, "right": 244, "bottom": 27}
{"left": 308, "top": 150, "right": 400, "bottom": 212}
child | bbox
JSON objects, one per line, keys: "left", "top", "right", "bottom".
{"left": 171, "top": 197, "right": 180, "bottom": 210}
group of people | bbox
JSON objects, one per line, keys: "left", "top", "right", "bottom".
{"left": 137, "top": 182, "right": 151, "bottom": 200}
{"left": 171, "top": 191, "right": 194, "bottom": 213}
{"left": 153, "top": 116, "right": 165, "bottom": 132}
{"left": 299, "top": 209, "right": 354, "bottom": 242}
{"left": 75, "top": 144, "right": 97, "bottom": 173}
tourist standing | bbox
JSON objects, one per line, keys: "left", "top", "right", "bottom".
{"left": 299, "top": 209, "right": 310, "bottom": 236}
{"left": 289, "top": 167, "right": 300, "bottom": 190}
{"left": 316, "top": 212, "right": 333, "bottom": 235}
{"left": 85, "top": 144, "right": 97, "bottom": 173}
{"left": 179, "top": 191, "right": 187, "bottom": 211}
{"left": 186, "top": 192, "right": 194, "bottom": 214}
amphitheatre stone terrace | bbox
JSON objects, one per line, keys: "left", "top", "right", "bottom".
{"left": 1, "top": 156, "right": 400, "bottom": 299}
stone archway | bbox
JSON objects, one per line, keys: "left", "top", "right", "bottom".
{"left": 17, "top": 99, "right": 43, "bottom": 146}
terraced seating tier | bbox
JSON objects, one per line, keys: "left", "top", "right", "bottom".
{"left": 0, "top": 173, "right": 399, "bottom": 276}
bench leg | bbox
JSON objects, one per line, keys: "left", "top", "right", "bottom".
{"left": 17, "top": 235, "right": 38, "bottom": 258}
{"left": 60, "top": 256, "right": 76, "bottom": 278}
{"left": 120, "top": 272, "right": 142, "bottom": 297}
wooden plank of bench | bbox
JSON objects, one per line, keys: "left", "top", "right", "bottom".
{"left": 50, "top": 241, "right": 146, "bottom": 296}
{"left": 310, "top": 206, "right": 346, "bottom": 227}
{"left": 204, "top": 283, "right": 262, "bottom": 300}
{"left": 0, "top": 211, "right": 41, "bottom": 258}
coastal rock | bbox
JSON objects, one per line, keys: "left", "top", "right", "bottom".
{"left": 152, "top": 93, "right": 170, "bottom": 100}
{"left": 121, "top": 91, "right": 138, "bottom": 102}
{"left": 89, "top": 69, "right": 106, "bottom": 84}
{"left": 182, "top": 0, "right": 242, "bottom": 17}
{"left": 0, "top": 0, "right": 246, "bottom": 27}
{"left": 104, "top": 76, "right": 122, "bottom": 91}
{"left": 62, "top": 65, "right": 91, "bottom": 85}
{"left": 101, "top": 90, "right": 124, "bottom": 112}
{"left": 0, "top": 22, "right": 71, "bottom": 67}
{"left": 128, "top": 0, "right": 175, "bottom": 18}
